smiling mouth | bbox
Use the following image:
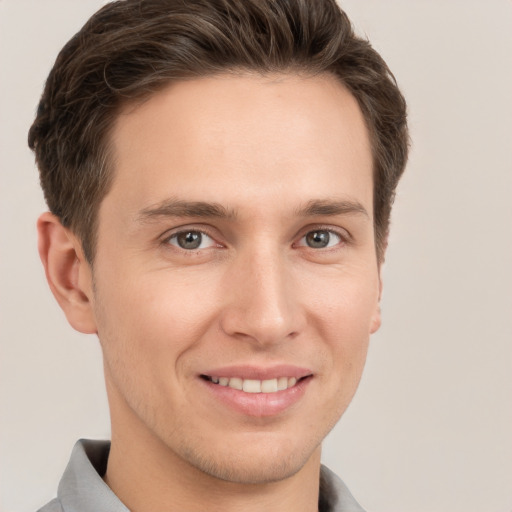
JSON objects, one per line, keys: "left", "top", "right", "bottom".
{"left": 200, "top": 375, "right": 311, "bottom": 393}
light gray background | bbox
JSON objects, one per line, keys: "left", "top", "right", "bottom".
{"left": 1, "top": 1, "right": 511, "bottom": 511}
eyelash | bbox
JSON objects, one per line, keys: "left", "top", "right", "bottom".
{"left": 294, "top": 228, "right": 347, "bottom": 250}
{"left": 161, "top": 225, "right": 350, "bottom": 253}
{"left": 162, "top": 226, "right": 221, "bottom": 253}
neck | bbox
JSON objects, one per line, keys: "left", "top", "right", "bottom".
{"left": 104, "top": 403, "right": 322, "bottom": 512}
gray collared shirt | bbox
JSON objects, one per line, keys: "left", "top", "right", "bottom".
{"left": 38, "top": 439, "right": 365, "bottom": 512}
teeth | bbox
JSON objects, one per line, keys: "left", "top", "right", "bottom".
{"left": 242, "top": 379, "right": 261, "bottom": 393}
{"left": 277, "top": 377, "right": 288, "bottom": 390}
{"left": 261, "top": 379, "right": 278, "bottom": 393}
{"left": 229, "top": 377, "right": 243, "bottom": 390}
{"left": 208, "top": 375, "right": 302, "bottom": 393}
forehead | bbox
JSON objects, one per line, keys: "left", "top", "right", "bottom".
{"left": 105, "top": 72, "right": 373, "bottom": 217}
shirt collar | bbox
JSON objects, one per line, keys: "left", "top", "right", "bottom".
{"left": 56, "top": 439, "right": 364, "bottom": 512}
{"left": 58, "top": 439, "right": 128, "bottom": 512}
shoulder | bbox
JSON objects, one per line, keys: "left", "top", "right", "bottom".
{"left": 36, "top": 498, "right": 63, "bottom": 512}
{"left": 320, "top": 465, "right": 366, "bottom": 512}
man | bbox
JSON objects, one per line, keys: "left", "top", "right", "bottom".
{"left": 29, "top": 0, "right": 408, "bottom": 510}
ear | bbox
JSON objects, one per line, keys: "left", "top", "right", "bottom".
{"left": 369, "top": 274, "right": 383, "bottom": 334}
{"left": 37, "top": 212, "right": 97, "bottom": 334}
{"left": 370, "top": 241, "right": 387, "bottom": 334}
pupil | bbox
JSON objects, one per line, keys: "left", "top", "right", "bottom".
{"left": 177, "top": 231, "right": 202, "bottom": 249}
{"left": 306, "top": 231, "right": 329, "bottom": 248}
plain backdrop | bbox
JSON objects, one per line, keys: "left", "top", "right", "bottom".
{"left": 1, "top": 1, "right": 511, "bottom": 511}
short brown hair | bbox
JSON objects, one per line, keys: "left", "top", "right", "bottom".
{"left": 28, "top": 0, "right": 408, "bottom": 262}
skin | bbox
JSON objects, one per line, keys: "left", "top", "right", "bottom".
{"left": 38, "top": 72, "right": 382, "bottom": 512}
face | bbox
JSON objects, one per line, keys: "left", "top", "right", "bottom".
{"left": 89, "top": 73, "right": 381, "bottom": 484}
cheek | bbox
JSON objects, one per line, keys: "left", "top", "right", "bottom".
{"left": 306, "top": 269, "right": 377, "bottom": 381}
{"left": 318, "top": 283, "right": 374, "bottom": 411}
{"left": 307, "top": 266, "right": 380, "bottom": 335}
{"left": 93, "top": 269, "right": 220, "bottom": 377}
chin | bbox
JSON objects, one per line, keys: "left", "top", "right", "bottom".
{"left": 176, "top": 434, "right": 320, "bottom": 485}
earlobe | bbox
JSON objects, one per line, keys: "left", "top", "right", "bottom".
{"left": 370, "top": 304, "right": 382, "bottom": 334}
{"left": 37, "top": 212, "right": 97, "bottom": 334}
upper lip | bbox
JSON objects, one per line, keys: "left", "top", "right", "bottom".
{"left": 200, "top": 364, "right": 313, "bottom": 380}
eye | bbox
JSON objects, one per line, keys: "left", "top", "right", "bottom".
{"left": 167, "top": 230, "right": 217, "bottom": 250}
{"left": 299, "top": 229, "right": 342, "bottom": 249}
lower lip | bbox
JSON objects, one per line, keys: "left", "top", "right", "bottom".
{"left": 201, "top": 377, "right": 312, "bottom": 417}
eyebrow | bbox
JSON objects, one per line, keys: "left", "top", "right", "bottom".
{"left": 136, "top": 197, "right": 369, "bottom": 223}
{"left": 296, "top": 199, "right": 369, "bottom": 219}
{"left": 137, "top": 199, "right": 236, "bottom": 222}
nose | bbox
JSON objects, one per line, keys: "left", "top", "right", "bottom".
{"left": 219, "top": 247, "right": 304, "bottom": 347}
